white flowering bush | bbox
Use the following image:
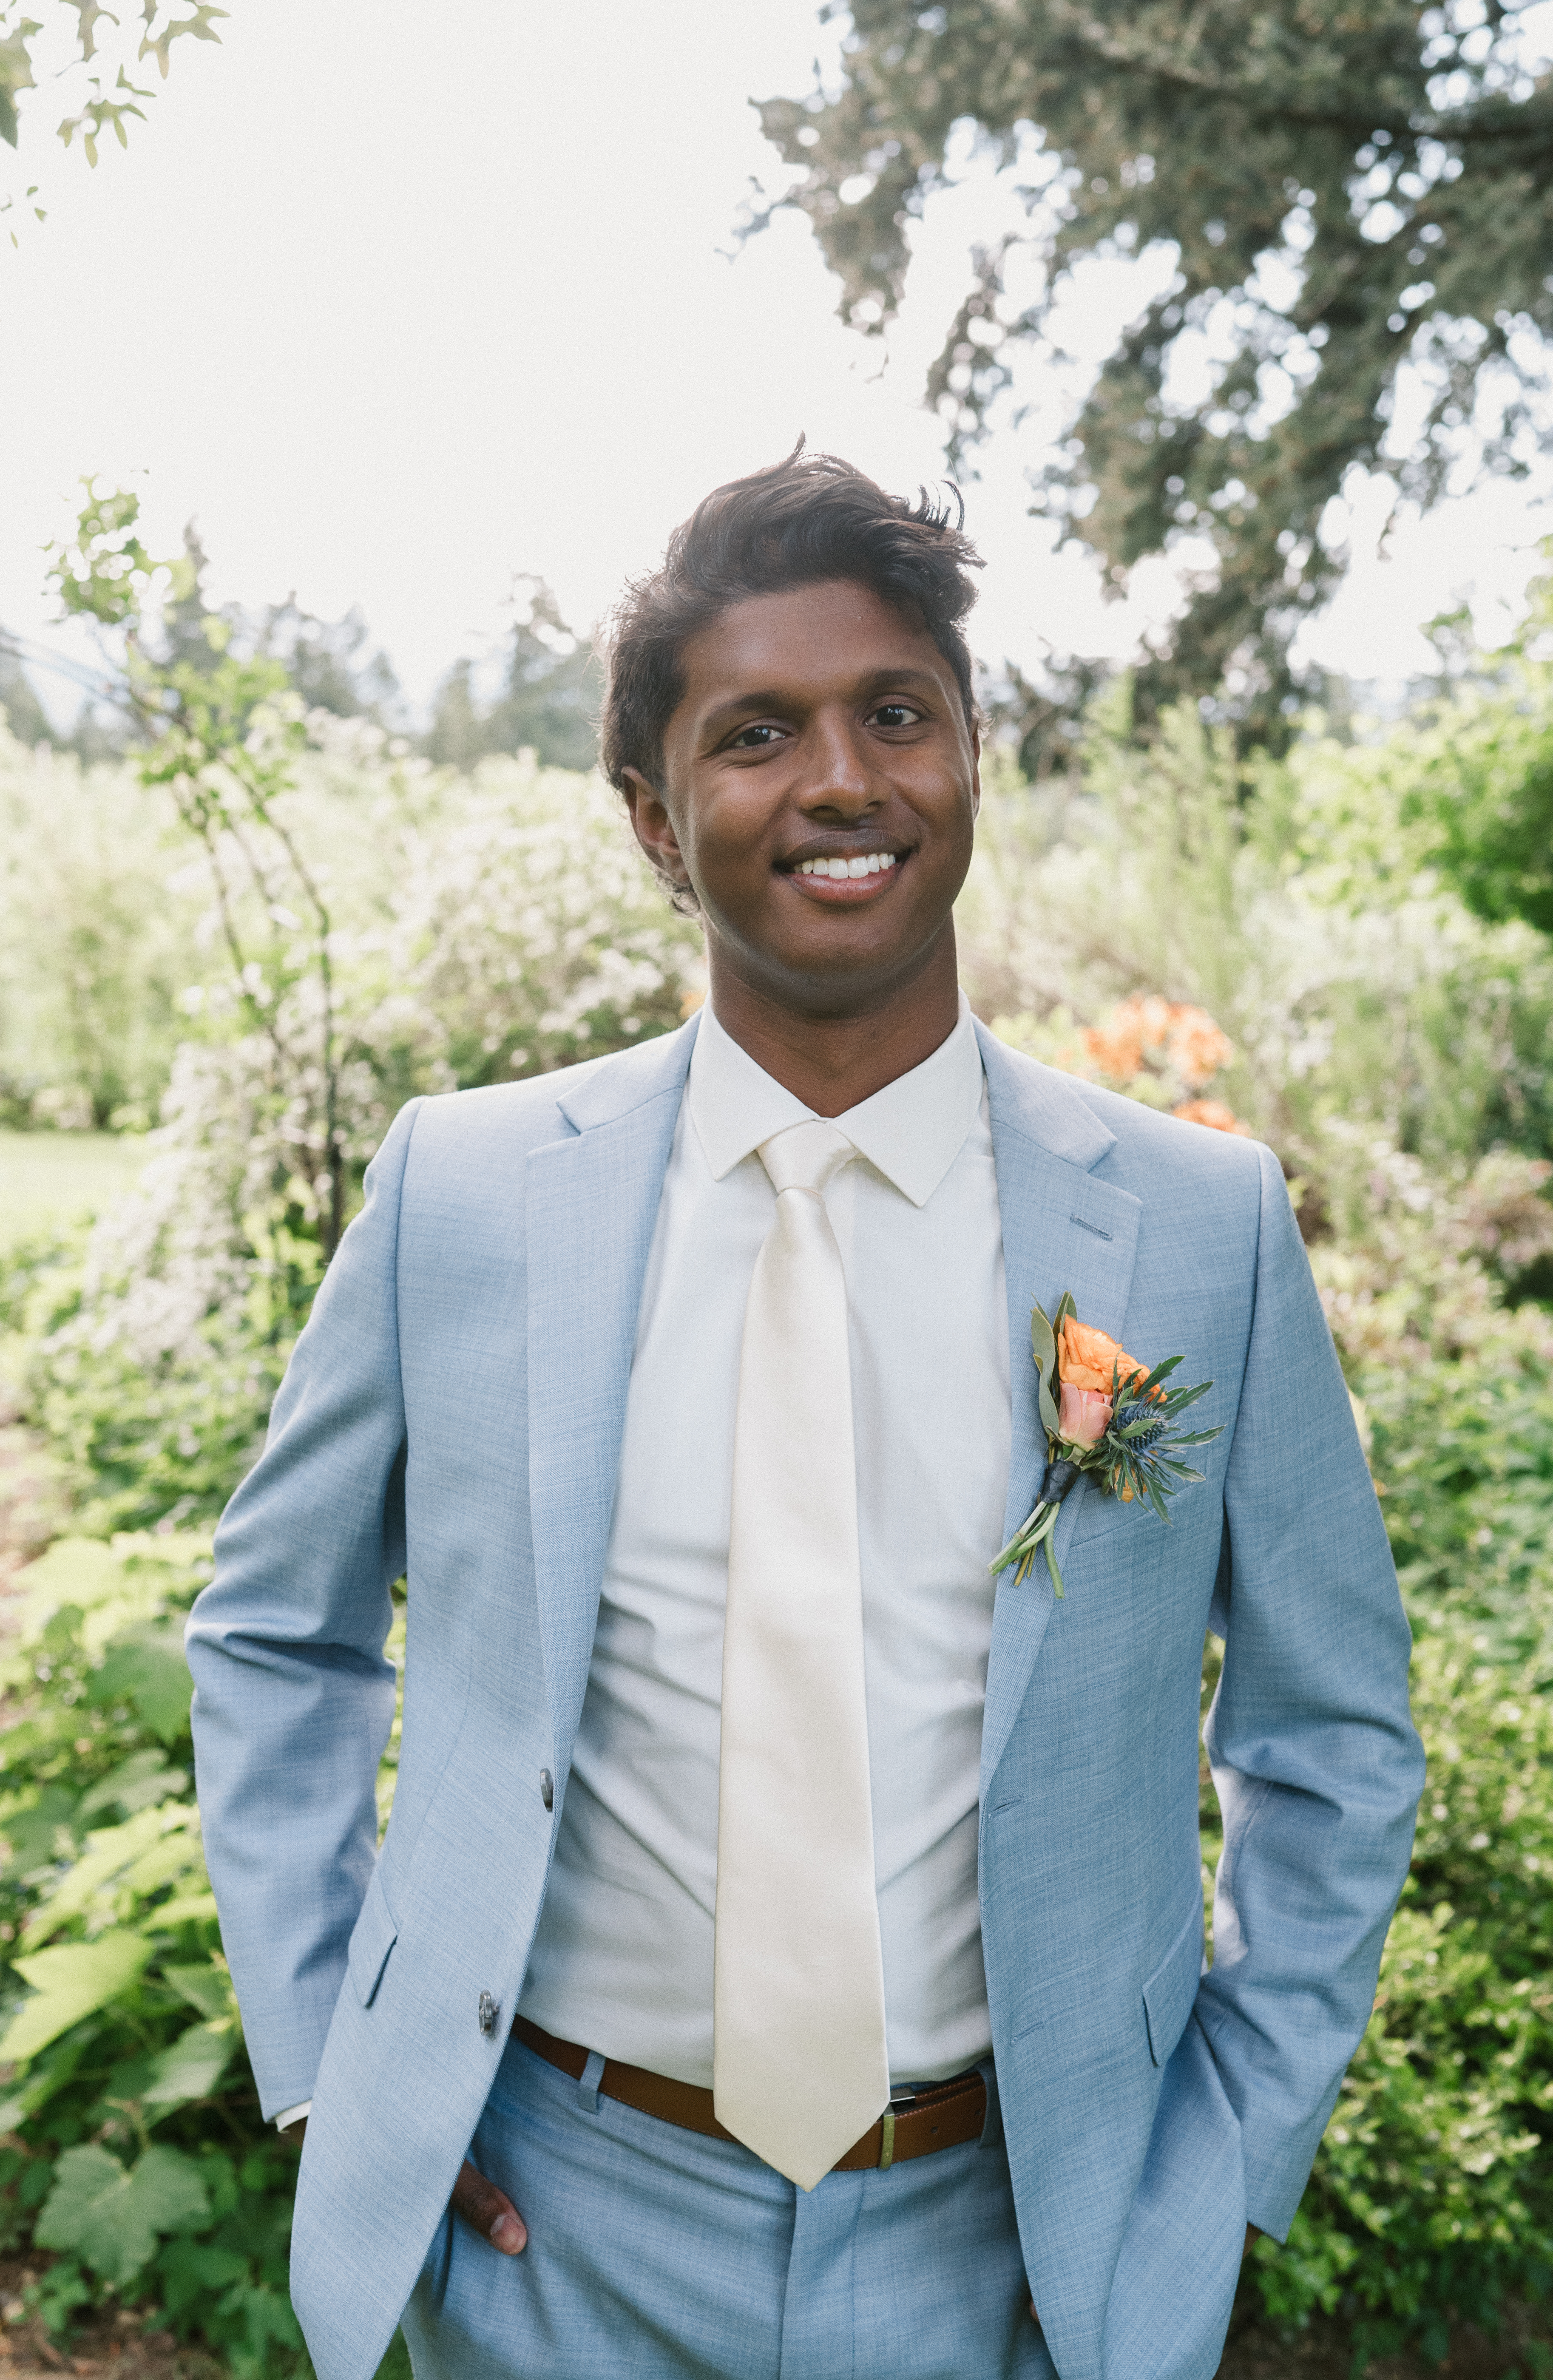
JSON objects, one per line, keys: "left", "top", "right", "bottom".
{"left": 355, "top": 757, "right": 702, "bottom": 1097}
{"left": 1, "top": 730, "right": 703, "bottom": 1534}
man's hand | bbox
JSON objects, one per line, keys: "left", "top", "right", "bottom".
{"left": 281, "top": 2119, "right": 527, "bottom": 2258}
{"left": 451, "top": 2160, "right": 528, "bottom": 2255}
{"left": 1029, "top": 2226, "right": 1258, "bottom": 2324}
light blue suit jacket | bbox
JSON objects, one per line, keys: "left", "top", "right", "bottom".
{"left": 187, "top": 1018, "right": 1422, "bottom": 2380}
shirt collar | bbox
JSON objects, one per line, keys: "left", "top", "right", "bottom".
{"left": 687, "top": 992, "right": 985, "bottom": 1211}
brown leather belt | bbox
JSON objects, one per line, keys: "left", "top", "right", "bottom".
{"left": 513, "top": 2016, "right": 986, "bottom": 2174}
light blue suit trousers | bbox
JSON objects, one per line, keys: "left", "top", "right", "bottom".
{"left": 186, "top": 1018, "right": 1424, "bottom": 2380}
{"left": 404, "top": 2036, "right": 1055, "bottom": 2380}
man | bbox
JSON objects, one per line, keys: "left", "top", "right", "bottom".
{"left": 187, "top": 450, "right": 1423, "bottom": 2380}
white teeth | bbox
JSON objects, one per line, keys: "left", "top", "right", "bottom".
{"left": 798, "top": 852, "right": 898, "bottom": 877}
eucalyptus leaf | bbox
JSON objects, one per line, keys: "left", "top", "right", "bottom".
{"left": 1029, "top": 1299, "right": 1057, "bottom": 1377}
{"left": 1029, "top": 1298, "right": 1061, "bottom": 1440}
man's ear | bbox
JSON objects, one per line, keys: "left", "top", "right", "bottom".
{"left": 622, "top": 766, "right": 694, "bottom": 903}
{"left": 970, "top": 719, "right": 983, "bottom": 822}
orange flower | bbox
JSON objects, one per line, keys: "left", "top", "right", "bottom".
{"left": 1166, "top": 1006, "right": 1234, "bottom": 1091}
{"left": 1173, "top": 1097, "right": 1252, "bottom": 1137}
{"left": 1079, "top": 1018, "right": 1144, "bottom": 1082}
{"left": 1058, "top": 1314, "right": 1157, "bottom": 1400}
{"left": 1130, "top": 994, "right": 1174, "bottom": 1050}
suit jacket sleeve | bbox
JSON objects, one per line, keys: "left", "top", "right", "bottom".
{"left": 186, "top": 1098, "right": 421, "bottom": 2119}
{"left": 1196, "top": 1141, "right": 1425, "bottom": 2239}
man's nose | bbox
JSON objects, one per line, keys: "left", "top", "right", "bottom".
{"left": 793, "top": 717, "right": 879, "bottom": 817}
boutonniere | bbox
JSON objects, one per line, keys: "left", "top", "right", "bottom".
{"left": 990, "top": 1292, "right": 1224, "bottom": 1597}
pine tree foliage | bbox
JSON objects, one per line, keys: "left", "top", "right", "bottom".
{"left": 759, "top": 1, "right": 1553, "bottom": 743}
{"left": 423, "top": 578, "right": 599, "bottom": 773}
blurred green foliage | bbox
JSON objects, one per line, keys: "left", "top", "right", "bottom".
{"left": 0, "top": 1533, "right": 307, "bottom": 2368}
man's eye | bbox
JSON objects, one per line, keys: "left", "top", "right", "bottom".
{"left": 869, "top": 703, "right": 922, "bottom": 729}
{"left": 727, "top": 723, "right": 786, "bottom": 750}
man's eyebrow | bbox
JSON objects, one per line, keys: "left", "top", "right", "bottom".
{"left": 700, "top": 665, "right": 946, "bottom": 731}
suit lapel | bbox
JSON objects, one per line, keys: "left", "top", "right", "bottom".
{"left": 527, "top": 1020, "right": 698, "bottom": 1780}
{"left": 977, "top": 1026, "right": 1143, "bottom": 1792}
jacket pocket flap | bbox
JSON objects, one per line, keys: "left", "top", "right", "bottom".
{"left": 346, "top": 1863, "right": 399, "bottom": 2009}
{"left": 1142, "top": 1896, "right": 1204, "bottom": 2068}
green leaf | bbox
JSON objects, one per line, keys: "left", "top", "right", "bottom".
{"left": 0, "top": 1783, "right": 77, "bottom": 1879}
{"left": 1028, "top": 1300, "right": 1061, "bottom": 1440}
{"left": 15, "top": 1536, "right": 123, "bottom": 1618}
{"left": 162, "top": 1958, "right": 237, "bottom": 2022}
{"left": 21, "top": 1801, "right": 197, "bottom": 1945}
{"left": 152, "top": 1889, "right": 219, "bottom": 1927}
{"left": 142, "top": 2017, "right": 236, "bottom": 2108}
{"left": 0, "top": 2027, "right": 92, "bottom": 2128}
{"left": 34, "top": 2142, "right": 209, "bottom": 2288}
{"left": 77, "top": 1745, "right": 187, "bottom": 1818}
{"left": 0, "top": 1928, "right": 152, "bottom": 2061}
{"left": 156, "top": 2237, "right": 250, "bottom": 2316}
{"left": 91, "top": 1627, "right": 193, "bottom": 1745}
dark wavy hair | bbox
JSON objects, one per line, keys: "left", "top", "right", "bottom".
{"left": 599, "top": 444, "right": 983, "bottom": 794}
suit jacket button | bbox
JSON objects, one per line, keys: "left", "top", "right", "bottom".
{"left": 479, "top": 1992, "right": 498, "bottom": 2035}
{"left": 539, "top": 1768, "right": 554, "bottom": 1811}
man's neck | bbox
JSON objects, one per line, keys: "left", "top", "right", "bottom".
{"left": 704, "top": 933, "right": 963, "bottom": 1118}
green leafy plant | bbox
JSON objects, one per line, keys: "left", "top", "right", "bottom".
{"left": 0, "top": 1533, "right": 307, "bottom": 2371}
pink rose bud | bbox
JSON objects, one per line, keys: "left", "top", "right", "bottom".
{"left": 1059, "top": 1382, "right": 1113, "bottom": 1447}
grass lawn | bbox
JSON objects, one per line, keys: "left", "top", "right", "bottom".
{"left": 0, "top": 1129, "right": 153, "bottom": 1249}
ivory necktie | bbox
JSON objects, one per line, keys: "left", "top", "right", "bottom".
{"left": 713, "top": 1118, "right": 890, "bottom": 2189}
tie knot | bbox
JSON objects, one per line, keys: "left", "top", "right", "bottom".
{"left": 758, "top": 1118, "right": 857, "bottom": 1200}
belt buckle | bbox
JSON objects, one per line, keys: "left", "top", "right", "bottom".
{"left": 879, "top": 2084, "right": 917, "bottom": 2172}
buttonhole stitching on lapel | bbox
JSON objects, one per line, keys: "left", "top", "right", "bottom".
{"left": 1068, "top": 1213, "right": 1113, "bottom": 1240}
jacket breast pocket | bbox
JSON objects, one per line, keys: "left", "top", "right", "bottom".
{"left": 346, "top": 1861, "right": 399, "bottom": 2009}
{"left": 1142, "top": 1895, "right": 1204, "bottom": 2068}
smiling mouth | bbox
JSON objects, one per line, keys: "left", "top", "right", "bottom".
{"left": 784, "top": 850, "right": 905, "bottom": 901}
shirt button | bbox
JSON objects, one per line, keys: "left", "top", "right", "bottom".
{"left": 539, "top": 1768, "right": 554, "bottom": 1811}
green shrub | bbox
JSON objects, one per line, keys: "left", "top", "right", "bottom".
{"left": 0, "top": 1535, "right": 307, "bottom": 2369}
{"left": 1251, "top": 1627, "right": 1553, "bottom": 2363}
{"left": 1215, "top": 1316, "right": 1553, "bottom": 2363}
{"left": 0, "top": 1208, "right": 313, "bottom": 1540}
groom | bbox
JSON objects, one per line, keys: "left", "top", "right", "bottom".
{"left": 187, "top": 449, "right": 1423, "bottom": 2380}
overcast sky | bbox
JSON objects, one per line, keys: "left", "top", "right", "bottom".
{"left": 6, "top": 0, "right": 1552, "bottom": 725}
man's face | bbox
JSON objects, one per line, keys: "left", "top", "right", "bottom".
{"left": 624, "top": 579, "right": 980, "bottom": 1017}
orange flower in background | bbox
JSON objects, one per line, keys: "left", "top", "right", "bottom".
{"left": 1058, "top": 1314, "right": 1158, "bottom": 1400}
{"left": 1064, "top": 994, "right": 1235, "bottom": 1095}
{"left": 1166, "top": 1006, "right": 1235, "bottom": 1091}
{"left": 1078, "top": 1016, "right": 1144, "bottom": 1080}
{"left": 1132, "top": 994, "right": 1173, "bottom": 1048}
{"left": 1173, "top": 1098, "right": 1252, "bottom": 1137}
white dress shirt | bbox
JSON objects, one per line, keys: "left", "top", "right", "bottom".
{"left": 518, "top": 994, "right": 1011, "bottom": 2089}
